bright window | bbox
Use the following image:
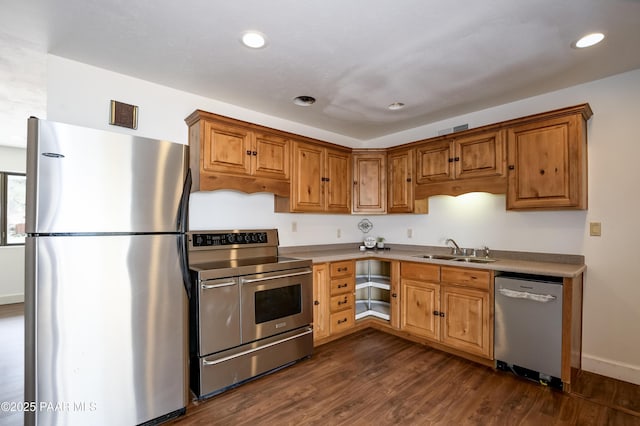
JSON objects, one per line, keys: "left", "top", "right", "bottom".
{"left": 1, "top": 172, "right": 26, "bottom": 245}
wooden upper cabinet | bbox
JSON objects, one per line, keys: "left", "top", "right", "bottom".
{"left": 507, "top": 105, "right": 591, "bottom": 210}
{"left": 325, "top": 148, "right": 352, "bottom": 213}
{"left": 352, "top": 151, "right": 386, "bottom": 214}
{"left": 416, "top": 129, "right": 505, "bottom": 184}
{"left": 202, "top": 120, "right": 252, "bottom": 175}
{"left": 387, "top": 148, "right": 414, "bottom": 213}
{"left": 186, "top": 110, "right": 290, "bottom": 195}
{"left": 455, "top": 130, "right": 505, "bottom": 180}
{"left": 416, "top": 140, "right": 452, "bottom": 183}
{"left": 252, "top": 132, "right": 290, "bottom": 180}
{"left": 291, "top": 141, "right": 324, "bottom": 212}
{"left": 284, "top": 141, "right": 351, "bottom": 213}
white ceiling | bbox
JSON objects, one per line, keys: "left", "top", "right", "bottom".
{"left": 3, "top": 0, "right": 640, "bottom": 140}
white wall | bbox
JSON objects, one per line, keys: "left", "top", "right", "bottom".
{"left": 40, "top": 55, "right": 640, "bottom": 385}
{"left": 0, "top": 32, "right": 45, "bottom": 304}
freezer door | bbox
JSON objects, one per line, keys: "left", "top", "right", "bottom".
{"left": 26, "top": 118, "right": 188, "bottom": 234}
{"left": 24, "top": 234, "right": 187, "bottom": 426}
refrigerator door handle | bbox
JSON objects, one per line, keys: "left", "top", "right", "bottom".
{"left": 179, "top": 234, "right": 192, "bottom": 299}
{"left": 178, "top": 168, "right": 192, "bottom": 233}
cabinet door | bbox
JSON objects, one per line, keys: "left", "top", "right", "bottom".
{"left": 400, "top": 278, "right": 440, "bottom": 340}
{"left": 416, "top": 140, "right": 452, "bottom": 183}
{"left": 291, "top": 141, "right": 324, "bottom": 212}
{"left": 325, "top": 149, "right": 351, "bottom": 213}
{"left": 252, "top": 132, "right": 290, "bottom": 180}
{"left": 507, "top": 114, "right": 586, "bottom": 209}
{"left": 202, "top": 121, "right": 252, "bottom": 175}
{"left": 389, "top": 261, "right": 401, "bottom": 329}
{"left": 353, "top": 152, "right": 386, "bottom": 213}
{"left": 454, "top": 130, "right": 505, "bottom": 180}
{"left": 312, "top": 264, "right": 330, "bottom": 342}
{"left": 388, "top": 149, "right": 414, "bottom": 213}
{"left": 441, "top": 285, "right": 491, "bottom": 358}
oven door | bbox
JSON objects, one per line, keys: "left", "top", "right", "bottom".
{"left": 240, "top": 267, "right": 313, "bottom": 343}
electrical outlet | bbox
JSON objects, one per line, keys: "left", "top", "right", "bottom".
{"left": 589, "top": 222, "right": 602, "bottom": 236}
{"left": 291, "top": 221, "right": 297, "bottom": 232}
{"left": 337, "top": 228, "right": 341, "bottom": 238}
{"left": 407, "top": 228, "right": 413, "bottom": 238}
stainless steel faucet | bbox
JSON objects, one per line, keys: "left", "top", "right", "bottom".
{"left": 445, "top": 238, "right": 462, "bottom": 255}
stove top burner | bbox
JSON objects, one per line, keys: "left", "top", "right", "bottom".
{"left": 186, "top": 230, "right": 311, "bottom": 281}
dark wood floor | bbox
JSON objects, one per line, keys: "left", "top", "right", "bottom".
{"left": 3, "top": 302, "right": 639, "bottom": 425}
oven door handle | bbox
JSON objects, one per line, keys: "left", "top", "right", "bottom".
{"left": 200, "top": 280, "right": 237, "bottom": 290}
{"left": 202, "top": 327, "right": 313, "bottom": 366}
{"left": 241, "top": 270, "right": 312, "bottom": 284}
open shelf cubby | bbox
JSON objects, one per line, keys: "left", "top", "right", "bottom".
{"left": 355, "top": 259, "right": 392, "bottom": 322}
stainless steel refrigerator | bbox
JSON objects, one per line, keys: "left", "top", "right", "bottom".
{"left": 24, "top": 118, "right": 191, "bottom": 425}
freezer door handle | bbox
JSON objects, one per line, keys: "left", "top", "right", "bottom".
{"left": 498, "top": 287, "right": 556, "bottom": 303}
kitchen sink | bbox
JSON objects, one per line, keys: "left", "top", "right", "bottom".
{"left": 419, "top": 254, "right": 497, "bottom": 263}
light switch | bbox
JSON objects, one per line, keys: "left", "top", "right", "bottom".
{"left": 589, "top": 222, "right": 602, "bottom": 237}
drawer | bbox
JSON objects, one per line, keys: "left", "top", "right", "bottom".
{"left": 330, "top": 276, "right": 355, "bottom": 295}
{"left": 330, "top": 308, "right": 354, "bottom": 334}
{"left": 441, "top": 266, "right": 490, "bottom": 290}
{"left": 330, "top": 260, "right": 354, "bottom": 278}
{"left": 401, "top": 262, "right": 440, "bottom": 282}
{"left": 330, "top": 293, "right": 354, "bottom": 312}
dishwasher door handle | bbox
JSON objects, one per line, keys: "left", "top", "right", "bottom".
{"left": 498, "top": 287, "right": 557, "bottom": 303}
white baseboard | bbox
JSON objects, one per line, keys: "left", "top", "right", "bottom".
{"left": 0, "top": 293, "right": 24, "bottom": 305}
{"left": 582, "top": 353, "right": 640, "bottom": 386}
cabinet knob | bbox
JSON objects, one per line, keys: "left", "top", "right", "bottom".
{"left": 252, "top": 151, "right": 258, "bottom": 156}
{"left": 439, "top": 312, "right": 445, "bottom": 317}
{"left": 353, "top": 180, "right": 358, "bottom": 185}
{"left": 454, "top": 157, "right": 460, "bottom": 162}
{"left": 391, "top": 293, "right": 397, "bottom": 298}
{"left": 246, "top": 150, "right": 252, "bottom": 155}
{"left": 508, "top": 165, "right": 515, "bottom": 170}
{"left": 448, "top": 158, "right": 454, "bottom": 163}
{"left": 433, "top": 310, "right": 439, "bottom": 316}
{"left": 406, "top": 177, "right": 412, "bottom": 183}
{"left": 314, "top": 300, "right": 320, "bottom": 306}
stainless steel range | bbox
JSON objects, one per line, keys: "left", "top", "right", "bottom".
{"left": 187, "top": 229, "right": 313, "bottom": 399}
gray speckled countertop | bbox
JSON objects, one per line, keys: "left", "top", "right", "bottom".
{"left": 280, "top": 243, "right": 585, "bottom": 278}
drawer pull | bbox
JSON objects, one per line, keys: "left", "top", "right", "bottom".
{"left": 337, "top": 318, "right": 348, "bottom": 324}
{"left": 337, "top": 267, "right": 348, "bottom": 272}
{"left": 338, "top": 297, "right": 348, "bottom": 305}
{"left": 338, "top": 283, "right": 348, "bottom": 289}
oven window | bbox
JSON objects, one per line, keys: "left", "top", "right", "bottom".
{"left": 254, "top": 284, "right": 302, "bottom": 324}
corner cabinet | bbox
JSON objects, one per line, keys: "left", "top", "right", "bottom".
{"left": 352, "top": 150, "right": 386, "bottom": 214}
{"left": 506, "top": 104, "right": 592, "bottom": 210}
{"left": 275, "top": 141, "right": 351, "bottom": 213}
{"left": 186, "top": 110, "right": 290, "bottom": 195}
{"left": 354, "top": 259, "right": 399, "bottom": 327}
{"left": 400, "top": 262, "right": 493, "bottom": 359}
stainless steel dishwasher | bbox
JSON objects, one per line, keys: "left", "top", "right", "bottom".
{"left": 494, "top": 273, "right": 563, "bottom": 388}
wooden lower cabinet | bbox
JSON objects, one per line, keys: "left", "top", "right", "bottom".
{"left": 312, "top": 264, "right": 330, "bottom": 342}
{"left": 400, "top": 262, "right": 493, "bottom": 359}
{"left": 313, "top": 260, "right": 356, "bottom": 342}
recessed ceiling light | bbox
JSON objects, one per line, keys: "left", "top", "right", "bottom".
{"left": 241, "top": 31, "right": 266, "bottom": 49}
{"left": 293, "top": 96, "right": 316, "bottom": 106}
{"left": 574, "top": 32, "right": 605, "bottom": 48}
{"left": 388, "top": 102, "right": 405, "bottom": 110}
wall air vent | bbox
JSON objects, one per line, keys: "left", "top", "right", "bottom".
{"left": 453, "top": 124, "right": 469, "bottom": 133}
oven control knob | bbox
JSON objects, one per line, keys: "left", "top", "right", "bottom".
{"left": 258, "top": 233, "right": 266, "bottom": 242}
{"left": 227, "top": 234, "right": 235, "bottom": 244}
{"left": 250, "top": 233, "right": 258, "bottom": 242}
